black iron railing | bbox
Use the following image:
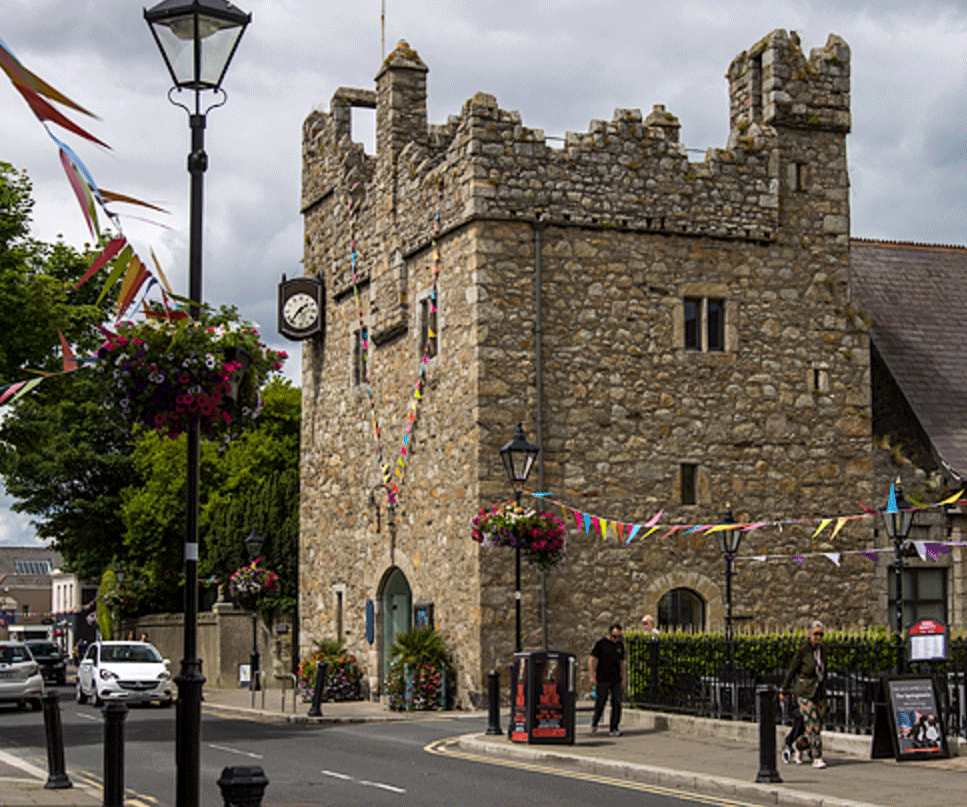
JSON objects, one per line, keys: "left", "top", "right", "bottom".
{"left": 625, "top": 634, "right": 967, "bottom": 737}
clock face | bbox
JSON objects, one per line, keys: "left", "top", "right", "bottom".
{"left": 282, "top": 292, "right": 319, "bottom": 330}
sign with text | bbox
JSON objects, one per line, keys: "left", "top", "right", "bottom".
{"left": 873, "top": 675, "right": 949, "bottom": 761}
{"left": 908, "top": 619, "right": 949, "bottom": 663}
{"left": 510, "top": 651, "right": 575, "bottom": 745}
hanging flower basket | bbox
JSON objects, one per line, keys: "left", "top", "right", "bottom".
{"left": 228, "top": 559, "right": 280, "bottom": 611}
{"left": 97, "top": 306, "right": 287, "bottom": 442}
{"left": 471, "top": 501, "right": 567, "bottom": 573}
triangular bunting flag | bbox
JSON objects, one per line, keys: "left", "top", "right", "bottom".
{"left": 626, "top": 525, "right": 642, "bottom": 544}
{"left": 861, "top": 550, "right": 878, "bottom": 562}
{"left": 811, "top": 519, "right": 831, "bottom": 539}
{"left": 822, "top": 553, "right": 841, "bottom": 567}
{"left": 58, "top": 332, "right": 77, "bottom": 371}
{"left": 793, "top": 556, "right": 804, "bottom": 566}
{"left": 582, "top": 513, "right": 592, "bottom": 535}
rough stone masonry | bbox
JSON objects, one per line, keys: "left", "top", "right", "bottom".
{"left": 299, "top": 29, "right": 875, "bottom": 707}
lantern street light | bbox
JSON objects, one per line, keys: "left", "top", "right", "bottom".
{"left": 144, "top": 3, "right": 250, "bottom": 806}
{"left": 883, "top": 479, "right": 916, "bottom": 674}
{"left": 243, "top": 529, "right": 264, "bottom": 693}
{"left": 499, "top": 422, "right": 540, "bottom": 653}
{"left": 717, "top": 508, "right": 740, "bottom": 671}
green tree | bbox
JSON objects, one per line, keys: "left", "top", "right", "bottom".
{"left": 0, "top": 163, "right": 135, "bottom": 579}
{"left": 118, "top": 377, "right": 300, "bottom": 617}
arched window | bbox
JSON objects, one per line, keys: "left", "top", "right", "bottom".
{"left": 658, "top": 587, "right": 706, "bottom": 632}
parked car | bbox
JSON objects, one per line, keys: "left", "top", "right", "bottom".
{"left": 76, "top": 641, "right": 173, "bottom": 707}
{"left": 26, "top": 640, "right": 67, "bottom": 685}
{"left": 0, "top": 641, "right": 44, "bottom": 710}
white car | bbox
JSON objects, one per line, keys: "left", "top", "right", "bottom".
{"left": 76, "top": 641, "right": 173, "bottom": 707}
{"left": 0, "top": 641, "right": 44, "bottom": 711}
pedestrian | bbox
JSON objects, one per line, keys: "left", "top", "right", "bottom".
{"left": 780, "top": 620, "right": 828, "bottom": 769}
{"left": 139, "top": 632, "right": 148, "bottom": 643}
{"left": 589, "top": 622, "right": 626, "bottom": 737}
{"left": 640, "top": 614, "right": 660, "bottom": 637}
{"left": 781, "top": 695, "right": 805, "bottom": 763}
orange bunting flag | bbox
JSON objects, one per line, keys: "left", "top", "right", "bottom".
{"left": 0, "top": 41, "right": 98, "bottom": 118}
{"left": 58, "top": 332, "right": 77, "bottom": 372}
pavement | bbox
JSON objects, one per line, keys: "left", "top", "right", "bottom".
{"left": 3, "top": 685, "right": 967, "bottom": 807}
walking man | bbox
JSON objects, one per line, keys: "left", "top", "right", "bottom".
{"left": 589, "top": 622, "right": 626, "bottom": 736}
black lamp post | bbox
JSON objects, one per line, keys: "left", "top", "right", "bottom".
{"left": 883, "top": 479, "right": 915, "bottom": 674}
{"left": 243, "top": 529, "right": 264, "bottom": 692}
{"left": 144, "top": 3, "right": 250, "bottom": 806}
{"left": 717, "top": 509, "right": 740, "bottom": 669}
{"left": 499, "top": 422, "right": 540, "bottom": 653}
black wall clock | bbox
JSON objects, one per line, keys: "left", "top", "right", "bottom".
{"left": 278, "top": 275, "right": 324, "bottom": 340}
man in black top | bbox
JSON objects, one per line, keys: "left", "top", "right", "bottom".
{"left": 589, "top": 622, "right": 626, "bottom": 736}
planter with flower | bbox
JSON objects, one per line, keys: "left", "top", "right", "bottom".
{"left": 297, "top": 639, "right": 363, "bottom": 702}
{"left": 470, "top": 502, "right": 567, "bottom": 573}
{"left": 97, "top": 303, "right": 287, "bottom": 442}
{"left": 385, "top": 627, "right": 454, "bottom": 712}
{"left": 228, "top": 558, "right": 280, "bottom": 616}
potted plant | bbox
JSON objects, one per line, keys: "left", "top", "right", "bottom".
{"left": 385, "top": 626, "right": 454, "bottom": 711}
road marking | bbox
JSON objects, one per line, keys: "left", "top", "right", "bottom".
{"left": 321, "top": 769, "right": 406, "bottom": 794}
{"left": 207, "top": 743, "right": 263, "bottom": 759}
{"left": 76, "top": 711, "right": 100, "bottom": 721}
{"left": 426, "top": 737, "right": 766, "bottom": 807}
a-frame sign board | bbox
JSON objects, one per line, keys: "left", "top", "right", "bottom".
{"left": 871, "top": 675, "right": 949, "bottom": 761}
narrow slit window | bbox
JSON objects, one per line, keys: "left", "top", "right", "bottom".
{"left": 681, "top": 463, "right": 697, "bottom": 506}
{"left": 419, "top": 296, "right": 438, "bottom": 359}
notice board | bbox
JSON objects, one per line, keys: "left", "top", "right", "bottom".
{"left": 871, "top": 675, "right": 949, "bottom": 761}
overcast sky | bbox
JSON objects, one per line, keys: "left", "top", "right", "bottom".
{"left": 2, "top": 1, "right": 966, "bottom": 546}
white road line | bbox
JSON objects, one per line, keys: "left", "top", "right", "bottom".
{"left": 321, "top": 770, "right": 406, "bottom": 794}
{"left": 206, "top": 743, "right": 263, "bottom": 759}
{"left": 359, "top": 779, "right": 406, "bottom": 794}
{"left": 76, "top": 712, "right": 100, "bottom": 721}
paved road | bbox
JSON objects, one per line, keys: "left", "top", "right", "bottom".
{"left": 1, "top": 689, "right": 775, "bottom": 807}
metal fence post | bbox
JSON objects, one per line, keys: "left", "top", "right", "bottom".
{"left": 486, "top": 669, "right": 502, "bottom": 735}
{"left": 103, "top": 702, "right": 128, "bottom": 807}
{"left": 308, "top": 661, "right": 326, "bottom": 717}
{"left": 755, "top": 685, "right": 782, "bottom": 783}
{"left": 648, "top": 639, "right": 660, "bottom": 702}
{"left": 41, "top": 691, "right": 71, "bottom": 790}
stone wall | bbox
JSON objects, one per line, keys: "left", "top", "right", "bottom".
{"left": 300, "top": 30, "right": 880, "bottom": 707}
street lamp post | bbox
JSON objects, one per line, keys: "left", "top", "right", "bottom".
{"left": 883, "top": 479, "right": 915, "bottom": 674}
{"left": 243, "top": 529, "right": 264, "bottom": 692}
{"left": 499, "top": 422, "right": 540, "bottom": 653}
{"left": 716, "top": 508, "right": 740, "bottom": 670}
{"left": 144, "top": 3, "right": 250, "bottom": 806}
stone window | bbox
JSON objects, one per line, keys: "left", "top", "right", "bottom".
{"left": 334, "top": 586, "right": 345, "bottom": 638}
{"left": 659, "top": 587, "right": 706, "bottom": 632}
{"left": 684, "top": 297, "right": 725, "bottom": 351}
{"left": 351, "top": 327, "right": 368, "bottom": 387}
{"left": 417, "top": 291, "right": 438, "bottom": 360}
{"left": 680, "top": 463, "right": 698, "bottom": 505}
{"left": 808, "top": 365, "right": 829, "bottom": 394}
{"left": 888, "top": 567, "right": 947, "bottom": 631}
{"left": 787, "top": 161, "right": 807, "bottom": 192}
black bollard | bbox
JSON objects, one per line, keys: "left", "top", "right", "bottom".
{"left": 307, "top": 661, "right": 326, "bottom": 717}
{"left": 486, "top": 669, "right": 502, "bottom": 735}
{"left": 217, "top": 765, "right": 268, "bottom": 807}
{"left": 755, "top": 685, "right": 782, "bottom": 783}
{"left": 41, "top": 690, "right": 72, "bottom": 790}
{"left": 103, "top": 701, "right": 128, "bottom": 807}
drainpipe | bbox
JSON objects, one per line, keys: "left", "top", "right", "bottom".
{"left": 534, "top": 214, "right": 547, "bottom": 650}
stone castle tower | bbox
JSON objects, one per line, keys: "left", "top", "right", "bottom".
{"left": 299, "top": 30, "right": 873, "bottom": 706}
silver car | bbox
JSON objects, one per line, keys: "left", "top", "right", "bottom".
{"left": 76, "top": 641, "right": 173, "bottom": 707}
{"left": 0, "top": 641, "right": 44, "bottom": 710}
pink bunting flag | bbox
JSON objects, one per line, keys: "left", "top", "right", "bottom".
{"left": 14, "top": 84, "right": 109, "bottom": 148}
{"left": 644, "top": 509, "right": 664, "bottom": 528}
{"left": 793, "top": 556, "right": 804, "bottom": 566}
{"left": 572, "top": 509, "right": 583, "bottom": 530}
{"left": 0, "top": 381, "right": 26, "bottom": 406}
{"left": 76, "top": 237, "right": 125, "bottom": 288}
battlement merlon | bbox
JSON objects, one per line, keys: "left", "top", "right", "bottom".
{"left": 728, "top": 29, "right": 851, "bottom": 133}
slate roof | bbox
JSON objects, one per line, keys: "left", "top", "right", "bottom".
{"left": 851, "top": 238, "right": 967, "bottom": 482}
{"left": 0, "top": 546, "right": 63, "bottom": 576}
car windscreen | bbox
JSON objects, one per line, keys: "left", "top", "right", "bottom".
{"left": 100, "top": 644, "right": 162, "bottom": 663}
{"left": 0, "top": 645, "right": 31, "bottom": 663}
{"left": 27, "top": 643, "right": 59, "bottom": 656}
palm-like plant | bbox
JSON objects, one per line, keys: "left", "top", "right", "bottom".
{"left": 389, "top": 626, "right": 452, "bottom": 669}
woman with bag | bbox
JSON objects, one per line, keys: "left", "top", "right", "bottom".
{"left": 780, "top": 621, "right": 828, "bottom": 769}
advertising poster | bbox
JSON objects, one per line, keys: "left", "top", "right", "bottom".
{"left": 531, "top": 654, "right": 566, "bottom": 739}
{"left": 887, "top": 677, "right": 948, "bottom": 760}
{"left": 511, "top": 656, "right": 528, "bottom": 742}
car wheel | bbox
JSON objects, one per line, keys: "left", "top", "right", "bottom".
{"left": 30, "top": 698, "right": 42, "bottom": 712}
{"left": 160, "top": 697, "right": 173, "bottom": 708}
{"left": 76, "top": 683, "right": 87, "bottom": 704}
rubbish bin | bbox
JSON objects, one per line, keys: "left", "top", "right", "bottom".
{"left": 510, "top": 651, "right": 575, "bottom": 744}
